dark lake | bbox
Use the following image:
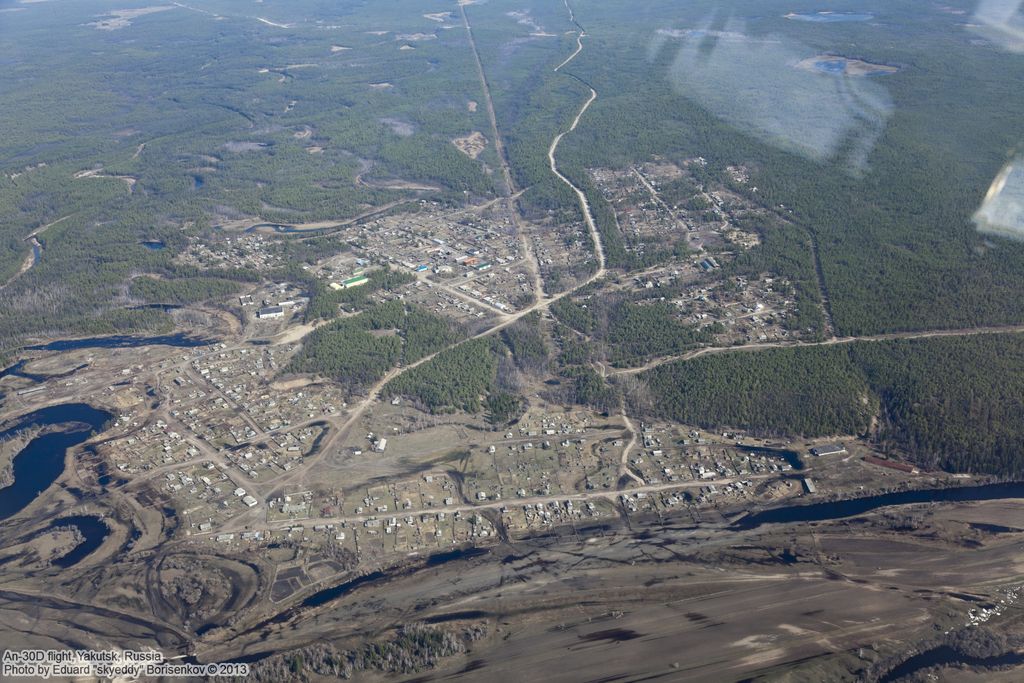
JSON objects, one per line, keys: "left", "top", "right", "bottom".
{"left": 0, "top": 403, "right": 112, "bottom": 521}
{"left": 48, "top": 515, "right": 109, "bottom": 567}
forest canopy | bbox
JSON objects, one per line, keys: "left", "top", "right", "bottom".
{"left": 640, "top": 334, "right": 1024, "bottom": 477}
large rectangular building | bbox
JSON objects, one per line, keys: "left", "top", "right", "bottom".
{"left": 810, "top": 444, "right": 847, "bottom": 457}
{"left": 257, "top": 305, "right": 284, "bottom": 319}
{"left": 331, "top": 275, "right": 370, "bottom": 290}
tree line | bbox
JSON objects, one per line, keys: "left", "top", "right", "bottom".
{"left": 286, "top": 300, "right": 460, "bottom": 393}
{"left": 640, "top": 334, "right": 1024, "bottom": 476}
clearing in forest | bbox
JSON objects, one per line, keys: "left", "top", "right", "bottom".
{"left": 452, "top": 131, "right": 488, "bottom": 159}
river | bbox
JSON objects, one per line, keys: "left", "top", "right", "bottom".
{"left": 296, "top": 547, "right": 490, "bottom": 611}
{"left": 733, "top": 481, "right": 1024, "bottom": 530}
{"left": 880, "top": 645, "right": 1024, "bottom": 682}
{"left": 0, "top": 360, "right": 48, "bottom": 383}
{"left": 0, "top": 360, "right": 89, "bottom": 384}
{"left": 26, "top": 333, "right": 211, "bottom": 351}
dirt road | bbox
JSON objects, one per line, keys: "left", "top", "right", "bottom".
{"left": 460, "top": 3, "right": 546, "bottom": 303}
{"left": 257, "top": 3, "right": 610, "bottom": 500}
{"left": 611, "top": 323, "right": 1024, "bottom": 376}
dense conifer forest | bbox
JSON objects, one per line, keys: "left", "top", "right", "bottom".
{"left": 641, "top": 335, "right": 1024, "bottom": 476}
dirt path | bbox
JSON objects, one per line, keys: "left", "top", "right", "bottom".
{"left": 459, "top": 2, "right": 546, "bottom": 304}
{"left": 808, "top": 229, "right": 837, "bottom": 337}
{"left": 431, "top": 276, "right": 512, "bottom": 317}
{"left": 354, "top": 173, "right": 441, "bottom": 192}
{"left": 26, "top": 215, "right": 71, "bottom": 240}
{"left": 618, "top": 410, "right": 645, "bottom": 487}
{"left": 74, "top": 168, "right": 136, "bottom": 194}
{"left": 554, "top": 0, "right": 585, "bottom": 72}
{"left": 547, "top": 85, "right": 603, "bottom": 272}
{"left": 611, "top": 323, "right": 1024, "bottom": 376}
{"left": 0, "top": 239, "right": 40, "bottom": 292}
{"left": 272, "top": 318, "right": 336, "bottom": 345}
{"left": 631, "top": 166, "right": 689, "bottom": 233}
{"left": 245, "top": 5, "right": 608, "bottom": 504}
{"left": 546, "top": 1, "right": 603, "bottom": 271}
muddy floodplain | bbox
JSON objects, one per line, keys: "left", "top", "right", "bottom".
{"left": 2, "top": 465, "right": 1023, "bottom": 683}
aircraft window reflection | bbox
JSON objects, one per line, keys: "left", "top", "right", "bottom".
{"left": 650, "top": 17, "right": 893, "bottom": 175}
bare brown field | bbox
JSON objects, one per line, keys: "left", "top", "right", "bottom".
{"left": 452, "top": 131, "right": 488, "bottom": 159}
